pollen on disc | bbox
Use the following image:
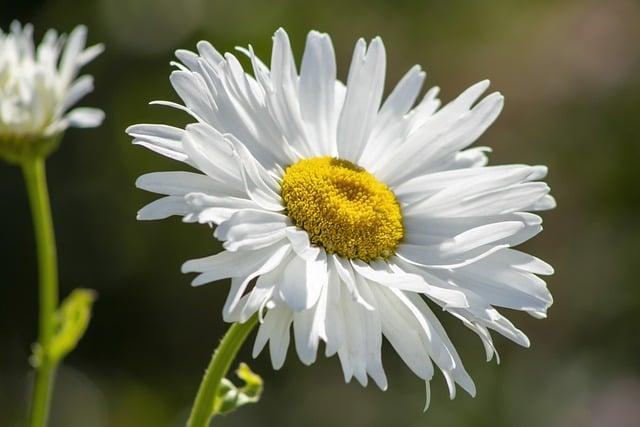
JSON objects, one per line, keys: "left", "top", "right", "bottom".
{"left": 280, "top": 156, "right": 404, "bottom": 262}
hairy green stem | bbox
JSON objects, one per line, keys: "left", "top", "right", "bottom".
{"left": 22, "top": 157, "right": 59, "bottom": 427}
{"left": 187, "top": 315, "right": 259, "bottom": 427}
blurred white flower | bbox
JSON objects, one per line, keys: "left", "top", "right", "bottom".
{"left": 129, "top": 28, "right": 555, "bottom": 404}
{"left": 0, "top": 22, "right": 104, "bottom": 146}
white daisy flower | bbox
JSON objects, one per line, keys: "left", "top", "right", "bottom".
{"left": 0, "top": 21, "right": 104, "bottom": 162}
{"left": 129, "top": 28, "right": 555, "bottom": 402}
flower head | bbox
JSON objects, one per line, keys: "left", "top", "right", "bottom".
{"left": 0, "top": 22, "right": 104, "bottom": 163}
{"left": 129, "top": 28, "right": 555, "bottom": 403}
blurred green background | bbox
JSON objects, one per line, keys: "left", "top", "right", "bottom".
{"left": 2, "top": 0, "right": 639, "bottom": 426}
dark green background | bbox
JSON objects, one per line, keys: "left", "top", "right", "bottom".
{"left": 2, "top": 0, "right": 639, "bottom": 426}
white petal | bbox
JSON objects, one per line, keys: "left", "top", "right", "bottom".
{"left": 285, "top": 227, "right": 320, "bottom": 260}
{"left": 77, "top": 43, "right": 104, "bottom": 67}
{"left": 292, "top": 280, "right": 328, "bottom": 365}
{"left": 182, "top": 123, "right": 243, "bottom": 190}
{"left": 390, "top": 291, "right": 455, "bottom": 372}
{"left": 432, "top": 283, "right": 531, "bottom": 348}
{"left": 267, "top": 29, "right": 313, "bottom": 158}
{"left": 385, "top": 258, "right": 470, "bottom": 308}
{"left": 403, "top": 292, "right": 476, "bottom": 397}
{"left": 371, "top": 285, "right": 434, "bottom": 380}
{"left": 490, "top": 248, "right": 554, "bottom": 275}
{"left": 376, "top": 91, "right": 503, "bottom": 185}
{"left": 451, "top": 258, "right": 553, "bottom": 313}
{"left": 278, "top": 252, "right": 328, "bottom": 312}
{"left": 235, "top": 268, "right": 278, "bottom": 322}
{"left": 175, "top": 49, "right": 200, "bottom": 70}
{"left": 215, "top": 209, "right": 289, "bottom": 252}
{"left": 170, "top": 70, "right": 215, "bottom": 123}
{"left": 127, "top": 124, "right": 189, "bottom": 163}
{"left": 410, "top": 181, "right": 550, "bottom": 219}
{"left": 61, "top": 75, "right": 94, "bottom": 112}
{"left": 529, "top": 194, "right": 556, "bottom": 211}
{"left": 331, "top": 255, "right": 374, "bottom": 310}
{"left": 493, "top": 213, "right": 543, "bottom": 246}
{"left": 182, "top": 243, "right": 289, "bottom": 299}
{"left": 65, "top": 107, "right": 104, "bottom": 128}
{"left": 183, "top": 193, "right": 259, "bottom": 224}
{"left": 135, "top": 171, "right": 217, "bottom": 196}
{"left": 268, "top": 307, "right": 293, "bottom": 370}
{"left": 226, "top": 134, "right": 284, "bottom": 211}
{"left": 253, "top": 304, "right": 293, "bottom": 369}
{"left": 376, "top": 65, "right": 425, "bottom": 126}
{"left": 197, "top": 41, "right": 224, "bottom": 67}
{"left": 408, "top": 86, "right": 441, "bottom": 132}
{"left": 452, "top": 146, "right": 491, "bottom": 168}
{"left": 59, "top": 25, "right": 87, "bottom": 86}
{"left": 351, "top": 259, "right": 429, "bottom": 293}
{"left": 220, "top": 245, "right": 292, "bottom": 319}
{"left": 395, "top": 164, "right": 547, "bottom": 205}
{"left": 299, "top": 31, "right": 337, "bottom": 156}
{"left": 336, "top": 37, "right": 386, "bottom": 163}
{"left": 324, "top": 268, "right": 346, "bottom": 357}
{"left": 359, "top": 65, "right": 425, "bottom": 169}
{"left": 397, "top": 221, "right": 524, "bottom": 268}
{"left": 137, "top": 195, "right": 189, "bottom": 220}
{"left": 338, "top": 277, "right": 386, "bottom": 389}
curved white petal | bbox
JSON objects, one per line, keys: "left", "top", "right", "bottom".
{"left": 293, "top": 279, "right": 328, "bottom": 365}
{"left": 336, "top": 277, "right": 387, "bottom": 389}
{"left": 324, "top": 268, "right": 346, "bottom": 358}
{"left": 376, "top": 91, "right": 504, "bottom": 185}
{"left": 403, "top": 292, "right": 476, "bottom": 398}
{"left": 266, "top": 29, "right": 313, "bottom": 159}
{"left": 215, "top": 209, "right": 289, "bottom": 251}
{"left": 221, "top": 244, "right": 291, "bottom": 319}
{"left": 336, "top": 37, "right": 386, "bottom": 163}
{"left": 397, "top": 221, "right": 525, "bottom": 268}
{"left": 61, "top": 75, "right": 94, "bottom": 112}
{"left": 59, "top": 25, "right": 88, "bottom": 86}
{"left": 170, "top": 70, "right": 215, "bottom": 123}
{"left": 278, "top": 251, "right": 328, "bottom": 312}
{"left": 183, "top": 192, "right": 260, "bottom": 224}
{"left": 182, "top": 123, "right": 244, "bottom": 192}
{"left": 299, "top": 31, "right": 337, "bottom": 157}
{"left": 64, "top": 107, "right": 104, "bottom": 128}
{"left": 135, "top": 171, "right": 217, "bottom": 196}
{"left": 137, "top": 195, "right": 189, "bottom": 220}
{"left": 395, "top": 164, "right": 548, "bottom": 205}
{"left": 359, "top": 64, "right": 425, "bottom": 169}
{"left": 182, "top": 242, "right": 285, "bottom": 275}
{"left": 331, "top": 254, "right": 375, "bottom": 310}
{"left": 253, "top": 304, "right": 293, "bottom": 369}
{"left": 285, "top": 227, "right": 320, "bottom": 260}
{"left": 127, "top": 124, "right": 190, "bottom": 163}
{"left": 226, "top": 134, "right": 284, "bottom": 211}
{"left": 371, "top": 285, "right": 434, "bottom": 380}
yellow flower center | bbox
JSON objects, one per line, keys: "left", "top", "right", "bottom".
{"left": 281, "top": 156, "right": 404, "bottom": 262}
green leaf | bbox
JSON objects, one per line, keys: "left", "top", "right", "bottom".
{"left": 48, "top": 288, "right": 96, "bottom": 363}
{"left": 214, "top": 363, "right": 264, "bottom": 415}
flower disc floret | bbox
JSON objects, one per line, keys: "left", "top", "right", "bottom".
{"left": 281, "top": 156, "right": 404, "bottom": 261}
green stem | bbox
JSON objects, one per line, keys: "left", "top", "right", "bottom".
{"left": 187, "top": 315, "right": 259, "bottom": 427}
{"left": 22, "top": 157, "right": 59, "bottom": 427}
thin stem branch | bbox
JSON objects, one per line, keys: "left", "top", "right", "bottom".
{"left": 187, "top": 315, "right": 259, "bottom": 427}
{"left": 22, "top": 157, "right": 59, "bottom": 427}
